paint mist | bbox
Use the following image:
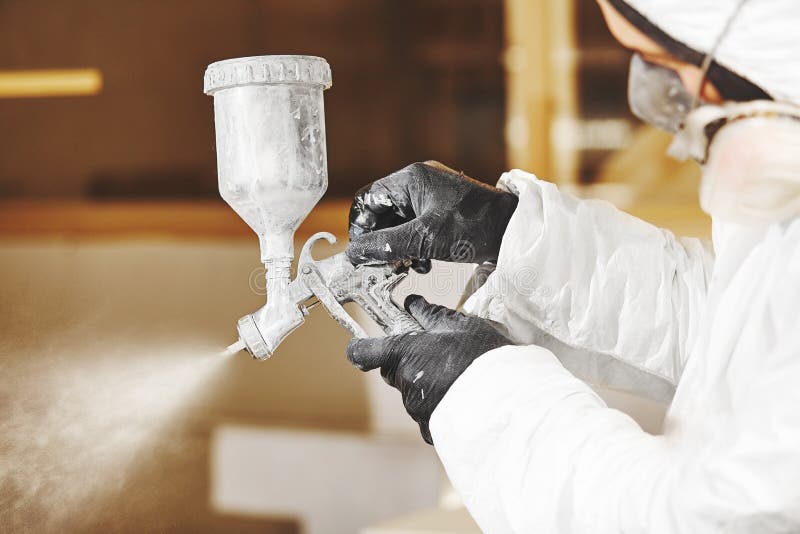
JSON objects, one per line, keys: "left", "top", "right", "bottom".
{"left": 0, "top": 327, "right": 234, "bottom": 531}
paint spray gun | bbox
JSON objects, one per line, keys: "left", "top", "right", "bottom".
{"left": 204, "top": 55, "right": 422, "bottom": 360}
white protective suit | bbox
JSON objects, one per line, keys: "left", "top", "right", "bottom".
{"left": 429, "top": 1, "right": 800, "bottom": 532}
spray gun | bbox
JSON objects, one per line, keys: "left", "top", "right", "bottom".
{"left": 204, "top": 55, "right": 422, "bottom": 360}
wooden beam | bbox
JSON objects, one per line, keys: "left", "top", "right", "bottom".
{"left": 549, "top": 0, "right": 579, "bottom": 185}
{"left": 503, "top": 0, "right": 553, "bottom": 176}
{"left": 504, "top": 0, "right": 579, "bottom": 184}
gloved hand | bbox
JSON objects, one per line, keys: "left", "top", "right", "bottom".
{"left": 346, "top": 162, "right": 518, "bottom": 272}
{"left": 347, "top": 294, "right": 513, "bottom": 444}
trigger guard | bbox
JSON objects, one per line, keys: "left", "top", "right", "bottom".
{"left": 299, "top": 231, "right": 337, "bottom": 265}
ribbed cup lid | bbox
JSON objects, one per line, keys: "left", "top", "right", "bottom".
{"left": 204, "top": 55, "right": 332, "bottom": 95}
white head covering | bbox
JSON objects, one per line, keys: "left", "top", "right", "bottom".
{"left": 620, "top": 0, "right": 800, "bottom": 105}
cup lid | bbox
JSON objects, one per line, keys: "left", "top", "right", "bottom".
{"left": 204, "top": 55, "right": 332, "bottom": 95}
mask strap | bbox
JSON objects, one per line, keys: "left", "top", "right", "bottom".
{"left": 691, "top": 0, "right": 750, "bottom": 109}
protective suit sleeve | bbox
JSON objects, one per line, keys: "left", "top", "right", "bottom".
{"left": 430, "top": 344, "right": 800, "bottom": 533}
{"left": 464, "top": 170, "right": 713, "bottom": 395}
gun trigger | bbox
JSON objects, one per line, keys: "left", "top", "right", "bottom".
{"left": 299, "top": 232, "right": 337, "bottom": 266}
{"left": 300, "top": 263, "right": 368, "bottom": 338}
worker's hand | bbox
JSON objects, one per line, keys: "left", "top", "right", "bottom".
{"left": 346, "top": 162, "right": 518, "bottom": 272}
{"left": 346, "top": 294, "right": 513, "bottom": 444}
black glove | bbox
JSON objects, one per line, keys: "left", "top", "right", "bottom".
{"left": 346, "top": 162, "right": 518, "bottom": 272}
{"left": 346, "top": 294, "right": 513, "bottom": 444}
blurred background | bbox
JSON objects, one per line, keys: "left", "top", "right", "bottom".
{"left": 0, "top": 0, "right": 709, "bottom": 532}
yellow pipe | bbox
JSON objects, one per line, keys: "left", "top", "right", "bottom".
{"left": 0, "top": 68, "right": 103, "bottom": 99}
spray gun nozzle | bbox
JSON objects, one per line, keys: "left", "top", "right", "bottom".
{"left": 221, "top": 339, "right": 246, "bottom": 357}
{"left": 233, "top": 304, "right": 306, "bottom": 361}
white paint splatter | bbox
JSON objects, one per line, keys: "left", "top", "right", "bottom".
{"left": 365, "top": 192, "right": 393, "bottom": 207}
{"left": 383, "top": 243, "right": 392, "bottom": 253}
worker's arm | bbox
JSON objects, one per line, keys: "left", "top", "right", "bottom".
{"left": 430, "top": 343, "right": 800, "bottom": 533}
{"left": 463, "top": 169, "right": 713, "bottom": 397}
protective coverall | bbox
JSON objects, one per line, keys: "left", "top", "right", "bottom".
{"left": 429, "top": 1, "right": 800, "bottom": 532}
{"left": 432, "top": 167, "right": 800, "bottom": 533}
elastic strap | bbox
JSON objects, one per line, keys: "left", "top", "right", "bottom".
{"left": 692, "top": 0, "right": 751, "bottom": 108}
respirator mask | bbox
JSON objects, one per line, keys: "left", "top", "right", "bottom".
{"left": 625, "top": 0, "right": 800, "bottom": 224}
{"left": 669, "top": 101, "right": 800, "bottom": 224}
{"left": 630, "top": 54, "right": 800, "bottom": 224}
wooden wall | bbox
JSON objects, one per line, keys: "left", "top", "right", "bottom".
{"left": 0, "top": 0, "right": 505, "bottom": 199}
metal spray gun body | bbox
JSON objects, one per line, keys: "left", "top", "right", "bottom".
{"left": 205, "top": 55, "right": 421, "bottom": 359}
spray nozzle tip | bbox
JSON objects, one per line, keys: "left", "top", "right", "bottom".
{"left": 221, "top": 339, "right": 246, "bottom": 357}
